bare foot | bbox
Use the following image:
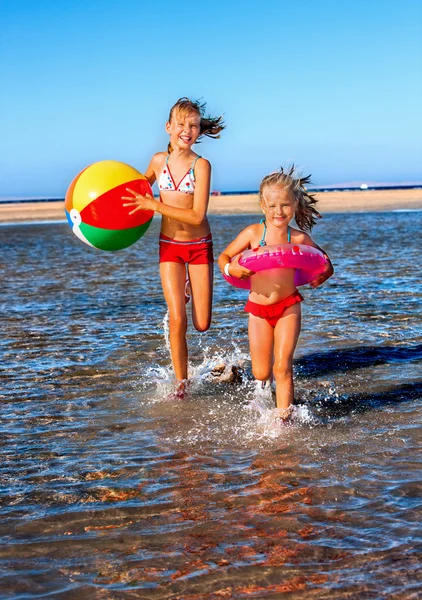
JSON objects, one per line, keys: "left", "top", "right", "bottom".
{"left": 176, "top": 379, "right": 189, "bottom": 399}
{"left": 210, "top": 364, "right": 243, "bottom": 384}
{"left": 168, "top": 379, "right": 189, "bottom": 400}
{"left": 211, "top": 364, "right": 226, "bottom": 375}
{"left": 276, "top": 405, "right": 293, "bottom": 422}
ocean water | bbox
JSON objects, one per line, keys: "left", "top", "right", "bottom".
{"left": 1, "top": 212, "right": 421, "bottom": 599}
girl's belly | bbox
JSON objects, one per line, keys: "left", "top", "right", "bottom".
{"left": 159, "top": 195, "right": 211, "bottom": 240}
{"left": 160, "top": 215, "right": 211, "bottom": 240}
{"left": 249, "top": 268, "right": 297, "bottom": 305}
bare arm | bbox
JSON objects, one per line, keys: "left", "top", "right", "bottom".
{"left": 143, "top": 154, "right": 159, "bottom": 186}
{"left": 217, "top": 226, "right": 257, "bottom": 280}
{"left": 300, "top": 232, "right": 334, "bottom": 287}
{"left": 122, "top": 158, "right": 211, "bottom": 226}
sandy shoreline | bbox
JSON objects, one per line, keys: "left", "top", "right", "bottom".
{"left": 0, "top": 188, "right": 421, "bottom": 223}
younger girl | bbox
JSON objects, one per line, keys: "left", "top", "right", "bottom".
{"left": 122, "top": 98, "right": 225, "bottom": 397}
{"left": 218, "top": 167, "right": 334, "bottom": 420}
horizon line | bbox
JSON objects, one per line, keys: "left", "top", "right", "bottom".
{"left": 1, "top": 182, "right": 422, "bottom": 203}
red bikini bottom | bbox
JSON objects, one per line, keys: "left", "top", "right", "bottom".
{"left": 159, "top": 233, "right": 213, "bottom": 265}
{"left": 244, "top": 290, "right": 304, "bottom": 327}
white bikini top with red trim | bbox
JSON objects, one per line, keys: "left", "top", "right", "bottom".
{"left": 158, "top": 155, "right": 201, "bottom": 194}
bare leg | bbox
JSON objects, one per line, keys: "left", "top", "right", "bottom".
{"left": 188, "top": 262, "right": 213, "bottom": 332}
{"left": 273, "top": 303, "right": 301, "bottom": 417}
{"left": 248, "top": 314, "right": 274, "bottom": 383}
{"left": 160, "top": 262, "right": 189, "bottom": 382}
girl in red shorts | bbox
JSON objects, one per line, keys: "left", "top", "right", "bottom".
{"left": 122, "top": 98, "right": 225, "bottom": 397}
{"left": 218, "top": 167, "right": 334, "bottom": 420}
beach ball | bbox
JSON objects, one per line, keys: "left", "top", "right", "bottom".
{"left": 65, "top": 160, "right": 154, "bottom": 251}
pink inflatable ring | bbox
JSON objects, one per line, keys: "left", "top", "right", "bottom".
{"left": 224, "top": 244, "right": 329, "bottom": 289}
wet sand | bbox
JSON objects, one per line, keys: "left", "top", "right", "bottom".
{"left": 0, "top": 188, "right": 421, "bottom": 223}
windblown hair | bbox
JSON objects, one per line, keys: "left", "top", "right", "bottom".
{"left": 167, "top": 97, "right": 225, "bottom": 153}
{"left": 259, "top": 165, "right": 321, "bottom": 231}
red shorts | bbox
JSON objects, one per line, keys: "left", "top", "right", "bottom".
{"left": 159, "top": 233, "right": 214, "bottom": 265}
{"left": 244, "top": 290, "right": 304, "bottom": 327}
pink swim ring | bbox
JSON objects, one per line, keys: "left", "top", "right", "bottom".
{"left": 224, "top": 244, "right": 328, "bottom": 289}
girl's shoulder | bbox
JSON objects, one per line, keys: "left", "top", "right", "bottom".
{"left": 290, "top": 226, "right": 312, "bottom": 244}
{"left": 249, "top": 222, "right": 263, "bottom": 234}
{"left": 227, "top": 222, "right": 261, "bottom": 252}
{"left": 241, "top": 222, "right": 262, "bottom": 240}
{"left": 149, "top": 152, "right": 167, "bottom": 173}
{"left": 193, "top": 156, "right": 211, "bottom": 179}
{"left": 151, "top": 151, "right": 167, "bottom": 164}
{"left": 194, "top": 155, "right": 211, "bottom": 169}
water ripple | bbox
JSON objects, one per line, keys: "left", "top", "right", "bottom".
{"left": 1, "top": 213, "right": 421, "bottom": 598}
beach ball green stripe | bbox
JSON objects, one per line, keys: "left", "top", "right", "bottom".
{"left": 79, "top": 219, "right": 152, "bottom": 251}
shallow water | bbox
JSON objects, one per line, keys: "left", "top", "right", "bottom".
{"left": 1, "top": 212, "right": 421, "bottom": 599}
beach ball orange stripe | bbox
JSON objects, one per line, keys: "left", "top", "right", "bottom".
{"left": 65, "top": 164, "right": 90, "bottom": 213}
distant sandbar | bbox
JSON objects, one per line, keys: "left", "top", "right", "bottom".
{"left": 208, "top": 188, "right": 422, "bottom": 215}
{"left": 0, "top": 188, "right": 421, "bottom": 223}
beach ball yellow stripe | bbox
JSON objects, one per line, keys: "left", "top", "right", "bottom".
{"left": 71, "top": 161, "right": 146, "bottom": 212}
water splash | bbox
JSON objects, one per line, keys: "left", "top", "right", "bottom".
{"left": 246, "top": 379, "right": 274, "bottom": 415}
{"left": 247, "top": 380, "right": 319, "bottom": 433}
{"left": 162, "top": 309, "right": 170, "bottom": 352}
{"left": 188, "top": 342, "right": 249, "bottom": 388}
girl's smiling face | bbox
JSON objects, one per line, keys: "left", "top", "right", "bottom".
{"left": 261, "top": 185, "right": 297, "bottom": 227}
{"left": 166, "top": 110, "right": 201, "bottom": 150}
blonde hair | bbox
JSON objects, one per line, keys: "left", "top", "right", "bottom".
{"left": 260, "top": 165, "right": 321, "bottom": 231}
{"left": 167, "top": 97, "right": 225, "bottom": 153}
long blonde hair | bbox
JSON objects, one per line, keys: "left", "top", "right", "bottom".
{"left": 260, "top": 165, "right": 321, "bottom": 231}
{"left": 167, "top": 97, "right": 225, "bottom": 153}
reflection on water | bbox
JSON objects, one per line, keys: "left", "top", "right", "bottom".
{"left": 1, "top": 212, "right": 421, "bottom": 598}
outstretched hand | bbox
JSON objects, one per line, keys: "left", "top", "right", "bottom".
{"left": 227, "top": 253, "right": 255, "bottom": 280}
{"left": 122, "top": 188, "right": 156, "bottom": 215}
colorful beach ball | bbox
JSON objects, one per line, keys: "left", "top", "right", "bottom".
{"left": 65, "top": 160, "right": 154, "bottom": 251}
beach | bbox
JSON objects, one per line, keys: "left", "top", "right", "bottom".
{"left": 0, "top": 188, "right": 421, "bottom": 223}
{"left": 209, "top": 188, "right": 422, "bottom": 214}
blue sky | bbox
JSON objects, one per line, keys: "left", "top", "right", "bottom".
{"left": 1, "top": 0, "right": 421, "bottom": 197}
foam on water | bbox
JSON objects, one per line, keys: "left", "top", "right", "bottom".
{"left": 137, "top": 320, "right": 323, "bottom": 448}
{"left": 135, "top": 307, "right": 386, "bottom": 448}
